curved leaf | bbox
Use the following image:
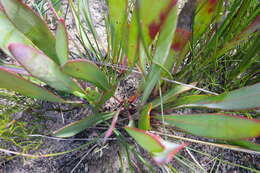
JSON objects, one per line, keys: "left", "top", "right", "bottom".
{"left": 172, "top": 95, "right": 210, "bottom": 107}
{"left": 124, "top": 127, "right": 164, "bottom": 153}
{"left": 158, "top": 114, "right": 260, "bottom": 140}
{"left": 8, "top": 43, "right": 84, "bottom": 94}
{"left": 62, "top": 59, "right": 110, "bottom": 91}
{"left": 0, "top": 67, "right": 65, "bottom": 103}
{"left": 54, "top": 112, "right": 115, "bottom": 137}
{"left": 153, "top": 142, "right": 188, "bottom": 165}
{"left": 0, "top": 0, "right": 59, "bottom": 64}
{"left": 180, "top": 83, "right": 260, "bottom": 110}
{"left": 125, "top": 126, "right": 187, "bottom": 164}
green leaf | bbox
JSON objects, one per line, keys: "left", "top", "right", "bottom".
{"left": 124, "top": 126, "right": 164, "bottom": 153}
{"left": 62, "top": 59, "right": 110, "bottom": 91}
{"left": 107, "top": 0, "right": 128, "bottom": 63}
{"left": 193, "top": 0, "right": 220, "bottom": 41}
{"left": 126, "top": 10, "right": 139, "bottom": 66}
{"left": 172, "top": 95, "right": 210, "bottom": 107}
{"left": 0, "top": 67, "right": 65, "bottom": 103}
{"left": 125, "top": 126, "right": 187, "bottom": 164}
{"left": 140, "top": 1, "right": 179, "bottom": 104}
{"left": 138, "top": 104, "right": 152, "bottom": 130}
{"left": 138, "top": 0, "right": 178, "bottom": 46}
{"left": 0, "top": 0, "right": 59, "bottom": 64}
{"left": 127, "top": 0, "right": 179, "bottom": 66}
{"left": 0, "top": 10, "right": 34, "bottom": 57}
{"left": 150, "top": 83, "right": 197, "bottom": 108}
{"left": 180, "top": 83, "right": 260, "bottom": 110}
{"left": 56, "top": 19, "right": 68, "bottom": 66}
{"left": 82, "top": 87, "right": 101, "bottom": 105}
{"left": 54, "top": 112, "right": 115, "bottom": 137}
{"left": 8, "top": 43, "right": 84, "bottom": 94}
{"left": 158, "top": 114, "right": 260, "bottom": 140}
{"left": 229, "top": 140, "right": 260, "bottom": 152}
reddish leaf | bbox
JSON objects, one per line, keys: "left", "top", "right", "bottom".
{"left": 0, "top": 67, "right": 65, "bottom": 102}
{"left": 125, "top": 126, "right": 187, "bottom": 164}
{"left": 8, "top": 43, "right": 84, "bottom": 94}
{"left": 148, "top": 0, "right": 178, "bottom": 40}
{"left": 1, "top": 0, "right": 59, "bottom": 64}
{"left": 103, "top": 111, "right": 120, "bottom": 143}
{"left": 171, "top": 28, "right": 191, "bottom": 51}
{"left": 0, "top": 65, "right": 30, "bottom": 76}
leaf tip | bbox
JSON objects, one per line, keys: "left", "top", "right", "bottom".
{"left": 153, "top": 142, "right": 188, "bottom": 165}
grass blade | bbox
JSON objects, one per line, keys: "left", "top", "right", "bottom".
{"left": 107, "top": 0, "right": 128, "bottom": 63}
{"left": 229, "top": 140, "right": 260, "bottom": 152}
